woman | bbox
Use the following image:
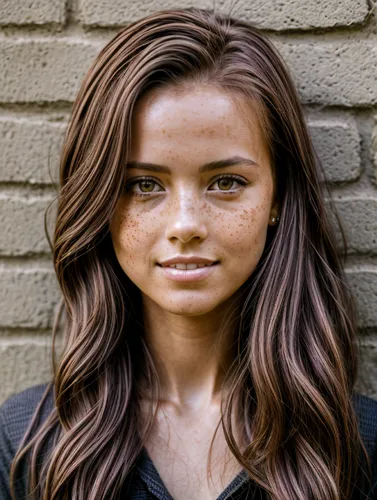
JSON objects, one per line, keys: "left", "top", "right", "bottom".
{"left": 0, "top": 7, "right": 376, "bottom": 500}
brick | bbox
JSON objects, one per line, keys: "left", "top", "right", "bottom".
{"left": 0, "top": 40, "right": 101, "bottom": 103}
{"left": 0, "top": 118, "right": 66, "bottom": 184}
{"left": 372, "top": 118, "right": 377, "bottom": 182}
{"left": 327, "top": 198, "right": 377, "bottom": 254}
{"left": 0, "top": 338, "right": 63, "bottom": 405}
{"left": 308, "top": 119, "right": 361, "bottom": 183}
{"left": 355, "top": 337, "right": 377, "bottom": 399}
{"left": 346, "top": 268, "right": 377, "bottom": 329}
{"left": 1, "top": 39, "right": 376, "bottom": 107}
{"left": 0, "top": 0, "right": 66, "bottom": 25}
{"left": 275, "top": 41, "right": 377, "bottom": 107}
{"left": 78, "top": 0, "right": 369, "bottom": 30}
{"left": 0, "top": 195, "right": 57, "bottom": 255}
{"left": 0, "top": 268, "right": 61, "bottom": 328}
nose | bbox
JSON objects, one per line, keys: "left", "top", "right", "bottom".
{"left": 164, "top": 189, "right": 208, "bottom": 243}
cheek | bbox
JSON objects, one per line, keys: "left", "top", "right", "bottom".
{"left": 207, "top": 200, "right": 269, "bottom": 238}
{"left": 204, "top": 202, "right": 270, "bottom": 271}
{"left": 110, "top": 209, "right": 153, "bottom": 270}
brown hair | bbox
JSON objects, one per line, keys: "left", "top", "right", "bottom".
{"left": 10, "top": 7, "right": 372, "bottom": 500}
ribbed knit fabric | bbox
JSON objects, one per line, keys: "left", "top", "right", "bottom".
{"left": 1, "top": 383, "right": 377, "bottom": 499}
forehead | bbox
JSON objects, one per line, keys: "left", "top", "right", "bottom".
{"left": 130, "top": 84, "right": 269, "bottom": 163}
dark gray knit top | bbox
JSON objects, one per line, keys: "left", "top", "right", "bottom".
{"left": 1, "top": 383, "right": 377, "bottom": 499}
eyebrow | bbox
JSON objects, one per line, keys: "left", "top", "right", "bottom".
{"left": 125, "top": 155, "right": 259, "bottom": 174}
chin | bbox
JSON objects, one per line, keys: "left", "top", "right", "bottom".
{"left": 158, "top": 301, "right": 219, "bottom": 317}
{"left": 147, "top": 288, "right": 234, "bottom": 316}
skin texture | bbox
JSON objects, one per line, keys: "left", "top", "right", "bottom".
{"left": 110, "top": 84, "right": 279, "bottom": 498}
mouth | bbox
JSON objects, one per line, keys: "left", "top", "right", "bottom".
{"left": 157, "top": 261, "right": 219, "bottom": 270}
{"left": 156, "top": 261, "right": 220, "bottom": 282}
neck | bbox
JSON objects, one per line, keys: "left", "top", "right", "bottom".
{"left": 141, "top": 294, "right": 242, "bottom": 411}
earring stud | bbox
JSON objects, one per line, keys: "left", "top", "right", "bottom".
{"left": 271, "top": 215, "right": 280, "bottom": 223}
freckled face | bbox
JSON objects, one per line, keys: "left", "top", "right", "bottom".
{"left": 110, "top": 84, "right": 278, "bottom": 316}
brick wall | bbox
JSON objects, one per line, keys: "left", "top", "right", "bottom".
{"left": 0, "top": 0, "right": 377, "bottom": 404}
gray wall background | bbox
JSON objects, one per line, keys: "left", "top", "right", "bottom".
{"left": 0, "top": 0, "right": 377, "bottom": 404}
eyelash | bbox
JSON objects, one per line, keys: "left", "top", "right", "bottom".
{"left": 125, "top": 174, "right": 249, "bottom": 198}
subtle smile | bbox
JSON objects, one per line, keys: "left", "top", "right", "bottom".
{"left": 159, "top": 262, "right": 217, "bottom": 270}
{"left": 157, "top": 262, "right": 220, "bottom": 282}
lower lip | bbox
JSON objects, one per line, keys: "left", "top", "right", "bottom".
{"left": 157, "top": 263, "right": 219, "bottom": 282}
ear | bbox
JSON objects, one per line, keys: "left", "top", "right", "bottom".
{"left": 268, "top": 199, "right": 280, "bottom": 227}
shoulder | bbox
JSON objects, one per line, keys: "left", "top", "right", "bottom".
{"left": 0, "top": 382, "right": 54, "bottom": 447}
{"left": 351, "top": 391, "right": 377, "bottom": 458}
{"left": 0, "top": 383, "right": 53, "bottom": 499}
{"left": 351, "top": 392, "right": 377, "bottom": 498}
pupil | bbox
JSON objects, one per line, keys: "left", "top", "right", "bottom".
{"left": 219, "top": 179, "right": 232, "bottom": 190}
{"left": 141, "top": 181, "right": 154, "bottom": 192}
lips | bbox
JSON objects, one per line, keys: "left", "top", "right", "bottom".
{"left": 161, "top": 262, "right": 216, "bottom": 270}
{"left": 158, "top": 256, "right": 218, "bottom": 267}
{"left": 157, "top": 261, "right": 219, "bottom": 282}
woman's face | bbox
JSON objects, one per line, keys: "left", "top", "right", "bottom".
{"left": 110, "top": 84, "right": 278, "bottom": 316}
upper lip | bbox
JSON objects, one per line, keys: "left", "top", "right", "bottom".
{"left": 158, "top": 256, "right": 218, "bottom": 266}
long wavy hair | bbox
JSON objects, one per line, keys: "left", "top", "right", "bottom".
{"left": 9, "top": 7, "right": 372, "bottom": 500}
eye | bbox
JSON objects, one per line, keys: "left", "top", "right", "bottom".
{"left": 125, "top": 177, "right": 164, "bottom": 197}
{"left": 125, "top": 174, "right": 249, "bottom": 198}
{"left": 208, "top": 174, "right": 249, "bottom": 192}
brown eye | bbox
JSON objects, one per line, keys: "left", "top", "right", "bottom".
{"left": 125, "top": 176, "right": 164, "bottom": 197}
{"left": 208, "top": 175, "right": 248, "bottom": 192}
{"left": 139, "top": 180, "right": 156, "bottom": 192}
{"left": 217, "top": 178, "right": 234, "bottom": 190}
